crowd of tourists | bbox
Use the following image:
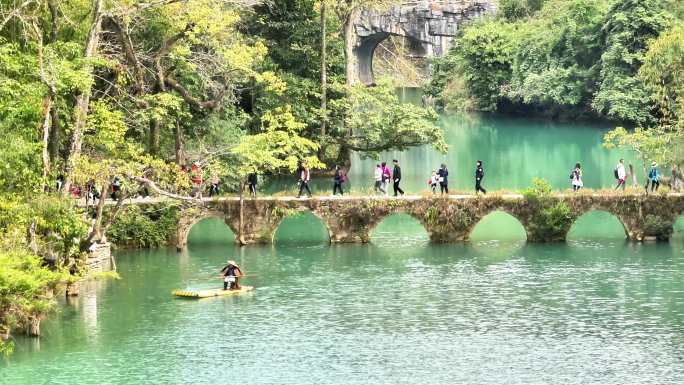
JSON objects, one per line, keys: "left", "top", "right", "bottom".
{"left": 570, "top": 158, "right": 661, "bottom": 194}
{"left": 59, "top": 156, "right": 665, "bottom": 203}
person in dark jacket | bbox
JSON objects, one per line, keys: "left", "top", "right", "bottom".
{"left": 475, "top": 160, "right": 486, "bottom": 194}
{"left": 220, "top": 260, "right": 243, "bottom": 290}
{"left": 296, "top": 161, "right": 312, "bottom": 198}
{"left": 438, "top": 163, "right": 449, "bottom": 195}
{"left": 392, "top": 159, "right": 404, "bottom": 196}
{"left": 247, "top": 172, "right": 257, "bottom": 197}
{"left": 333, "top": 165, "right": 344, "bottom": 195}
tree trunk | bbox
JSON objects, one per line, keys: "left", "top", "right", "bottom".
{"left": 320, "top": 2, "right": 328, "bottom": 139}
{"left": 343, "top": 8, "right": 360, "bottom": 86}
{"left": 149, "top": 119, "right": 161, "bottom": 156}
{"left": 48, "top": 0, "right": 61, "bottom": 165}
{"left": 66, "top": 281, "right": 80, "bottom": 297}
{"left": 28, "top": 317, "right": 41, "bottom": 337}
{"left": 174, "top": 120, "right": 185, "bottom": 165}
{"left": 40, "top": 98, "right": 52, "bottom": 184}
{"left": 62, "top": 0, "right": 104, "bottom": 197}
{"left": 48, "top": 102, "right": 61, "bottom": 165}
{"left": 86, "top": 181, "right": 110, "bottom": 245}
{"left": 239, "top": 180, "right": 246, "bottom": 245}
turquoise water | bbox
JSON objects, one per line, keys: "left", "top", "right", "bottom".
{"left": 268, "top": 114, "right": 631, "bottom": 195}
{"left": 4, "top": 216, "right": 684, "bottom": 384}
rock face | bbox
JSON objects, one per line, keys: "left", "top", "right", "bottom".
{"left": 353, "top": 1, "right": 496, "bottom": 84}
{"left": 86, "top": 242, "right": 112, "bottom": 272}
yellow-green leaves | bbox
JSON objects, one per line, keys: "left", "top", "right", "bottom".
{"left": 232, "top": 106, "right": 323, "bottom": 176}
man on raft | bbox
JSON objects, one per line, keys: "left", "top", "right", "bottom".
{"left": 220, "top": 260, "right": 243, "bottom": 290}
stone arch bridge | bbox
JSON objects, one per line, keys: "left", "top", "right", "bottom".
{"left": 353, "top": 0, "right": 495, "bottom": 84}
{"left": 166, "top": 194, "right": 684, "bottom": 250}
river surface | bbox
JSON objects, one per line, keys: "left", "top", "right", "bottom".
{"left": 3, "top": 115, "right": 681, "bottom": 384}
{"left": 4, "top": 213, "right": 684, "bottom": 384}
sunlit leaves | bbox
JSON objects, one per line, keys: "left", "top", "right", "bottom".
{"left": 336, "top": 78, "right": 446, "bottom": 157}
{"left": 232, "top": 106, "right": 323, "bottom": 176}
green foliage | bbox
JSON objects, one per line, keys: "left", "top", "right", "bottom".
{"left": 499, "top": 0, "right": 546, "bottom": 21}
{"left": 603, "top": 126, "right": 678, "bottom": 168}
{"left": 592, "top": 0, "right": 671, "bottom": 124}
{"left": 450, "top": 21, "right": 517, "bottom": 111}
{"left": 232, "top": 106, "right": 324, "bottom": 176}
{"left": 522, "top": 177, "right": 553, "bottom": 201}
{"left": 522, "top": 178, "right": 575, "bottom": 241}
{"left": 0, "top": 250, "right": 68, "bottom": 355}
{"left": 643, "top": 214, "right": 674, "bottom": 240}
{"left": 430, "top": 0, "right": 680, "bottom": 123}
{"left": 640, "top": 24, "right": 684, "bottom": 129}
{"left": 0, "top": 196, "right": 85, "bottom": 355}
{"left": 333, "top": 78, "right": 447, "bottom": 157}
{"left": 107, "top": 204, "right": 180, "bottom": 248}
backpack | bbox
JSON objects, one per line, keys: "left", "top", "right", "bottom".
{"left": 613, "top": 168, "right": 619, "bottom": 180}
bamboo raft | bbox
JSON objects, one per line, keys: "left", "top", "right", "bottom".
{"left": 173, "top": 286, "right": 254, "bottom": 298}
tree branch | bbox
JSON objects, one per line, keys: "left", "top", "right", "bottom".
{"left": 129, "top": 176, "right": 199, "bottom": 202}
{"left": 105, "top": 15, "right": 145, "bottom": 95}
{"left": 165, "top": 76, "right": 231, "bottom": 112}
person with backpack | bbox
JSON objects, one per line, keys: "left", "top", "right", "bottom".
{"left": 381, "top": 161, "right": 392, "bottom": 196}
{"left": 570, "top": 162, "right": 583, "bottom": 192}
{"left": 475, "top": 160, "right": 486, "bottom": 194}
{"left": 438, "top": 163, "right": 449, "bottom": 195}
{"left": 614, "top": 159, "right": 626, "bottom": 191}
{"left": 333, "top": 165, "right": 345, "bottom": 195}
{"left": 296, "top": 161, "right": 312, "bottom": 198}
{"left": 645, "top": 161, "right": 660, "bottom": 193}
{"left": 392, "top": 159, "right": 404, "bottom": 196}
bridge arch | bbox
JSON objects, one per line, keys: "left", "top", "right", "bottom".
{"left": 176, "top": 209, "right": 238, "bottom": 250}
{"left": 353, "top": 1, "right": 494, "bottom": 84}
{"left": 370, "top": 212, "right": 430, "bottom": 244}
{"left": 469, "top": 210, "right": 528, "bottom": 242}
{"left": 273, "top": 210, "right": 332, "bottom": 245}
{"left": 567, "top": 210, "right": 628, "bottom": 241}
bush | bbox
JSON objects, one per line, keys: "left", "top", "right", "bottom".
{"left": 106, "top": 204, "right": 180, "bottom": 248}
{"left": 523, "top": 178, "right": 575, "bottom": 241}
{"left": 643, "top": 214, "right": 674, "bottom": 240}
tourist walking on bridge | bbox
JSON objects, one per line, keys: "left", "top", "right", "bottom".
{"left": 247, "top": 172, "right": 258, "bottom": 197}
{"left": 438, "top": 163, "right": 449, "bottom": 195}
{"left": 392, "top": 159, "right": 404, "bottom": 196}
{"left": 296, "top": 161, "right": 312, "bottom": 198}
{"left": 374, "top": 164, "right": 384, "bottom": 194}
{"left": 382, "top": 162, "right": 391, "bottom": 196}
{"left": 646, "top": 162, "right": 660, "bottom": 193}
{"left": 429, "top": 171, "right": 438, "bottom": 194}
{"left": 475, "top": 160, "right": 486, "bottom": 194}
{"left": 571, "top": 163, "right": 583, "bottom": 192}
{"left": 333, "top": 165, "right": 345, "bottom": 195}
{"left": 614, "top": 159, "right": 626, "bottom": 191}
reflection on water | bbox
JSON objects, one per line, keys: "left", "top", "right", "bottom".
{"left": 4, "top": 217, "right": 684, "bottom": 384}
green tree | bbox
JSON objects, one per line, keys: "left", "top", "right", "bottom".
{"left": 592, "top": 0, "right": 670, "bottom": 124}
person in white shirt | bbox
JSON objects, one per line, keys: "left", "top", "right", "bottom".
{"left": 615, "top": 159, "right": 626, "bottom": 191}
{"left": 374, "top": 164, "right": 384, "bottom": 194}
